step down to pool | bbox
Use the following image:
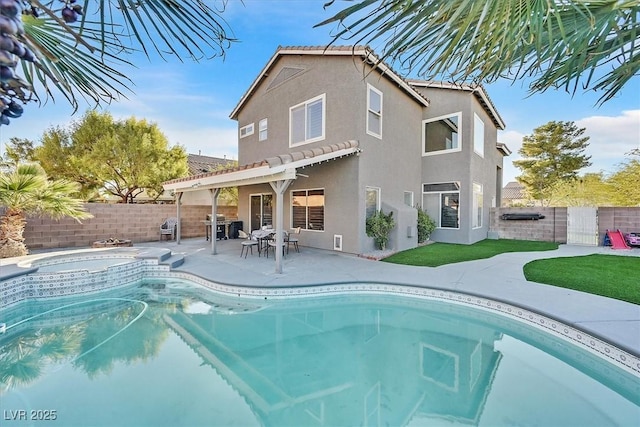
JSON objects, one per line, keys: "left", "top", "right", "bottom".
{"left": 159, "top": 254, "right": 185, "bottom": 269}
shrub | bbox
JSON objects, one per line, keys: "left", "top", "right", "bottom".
{"left": 416, "top": 207, "right": 436, "bottom": 244}
{"left": 366, "top": 210, "right": 396, "bottom": 250}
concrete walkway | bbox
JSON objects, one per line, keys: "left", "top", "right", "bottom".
{"left": 6, "top": 237, "right": 640, "bottom": 356}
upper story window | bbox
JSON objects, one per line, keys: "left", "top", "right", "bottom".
{"left": 239, "top": 123, "right": 254, "bottom": 139}
{"left": 423, "top": 112, "right": 462, "bottom": 156}
{"left": 259, "top": 118, "right": 268, "bottom": 141}
{"left": 290, "top": 94, "right": 325, "bottom": 147}
{"left": 367, "top": 84, "right": 382, "bottom": 138}
{"left": 474, "top": 113, "right": 484, "bottom": 157}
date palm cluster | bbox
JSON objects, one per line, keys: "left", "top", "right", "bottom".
{"left": 0, "top": 0, "right": 83, "bottom": 126}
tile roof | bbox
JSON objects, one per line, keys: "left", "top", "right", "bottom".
{"left": 165, "top": 141, "right": 360, "bottom": 186}
{"left": 502, "top": 181, "right": 525, "bottom": 199}
{"left": 187, "top": 154, "right": 234, "bottom": 176}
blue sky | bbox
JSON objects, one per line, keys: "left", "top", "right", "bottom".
{"left": 1, "top": 0, "right": 639, "bottom": 184}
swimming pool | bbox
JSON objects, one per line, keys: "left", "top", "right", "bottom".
{"left": 1, "top": 277, "right": 638, "bottom": 426}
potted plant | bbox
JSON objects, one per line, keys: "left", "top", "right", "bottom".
{"left": 366, "top": 209, "right": 395, "bottom": 250}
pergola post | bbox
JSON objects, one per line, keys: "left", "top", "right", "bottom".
{"left": 270, "top": 179, "right": 293, "bottom": 274}
{"left": 209, "top": 188, "right": 220, "bottom": 255}
{"left": 176, "top": 192, "right": 183, "bottom": 244}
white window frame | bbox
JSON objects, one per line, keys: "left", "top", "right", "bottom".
{"left": 365, "top": 186, "right": 381, "bottom": 219}
{"left": 473, "top": 182, "right": 483, "bottom": 229}
{"left": 473, "top": 113, "right": 484, "bottom": 157}
{"left": 422, "top": 182, "right": 460, "bottom": 229}
{"left": 422, "top": 112, "right": 462, "bottom": 156}
{"left": 239, "top": 123, "right": 254, "bottom": 139}
{"left": 366, "top": 84, "right": 383, "bottom": 138}
{"left": 289, "top": 94, "right": 326, "bottom": 147}
{"left": 258, "top": 118, "right": 268, "bottom": 141}
{"left": 404, "top": 191, "right": 414, "bottom": 207}
{"left": 291, "top": 188, "right": 325, "bottom": 231}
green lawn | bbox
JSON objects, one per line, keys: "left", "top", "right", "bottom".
{"left": 382, "top": 239, "right": 559, "bottom": 267}
{"left": 523, "top": 254, "right": 640, "bottom": 304}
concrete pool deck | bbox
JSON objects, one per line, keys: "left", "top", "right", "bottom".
{"left": 5, "top": 238, "right": 640, "bottom": 356}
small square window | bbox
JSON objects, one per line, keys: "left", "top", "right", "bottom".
{"left": 240, "top": 123, "right": 254, "bottom": 139}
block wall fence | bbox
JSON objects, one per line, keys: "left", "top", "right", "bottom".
{"left": 490, "top": 207, "right": 640, "bottom": 245}
{"left": 1, "top": 205, "right": 637, "bottom": 251}
{"left": 2, "top": 204, "right": 237, "bottom": 250}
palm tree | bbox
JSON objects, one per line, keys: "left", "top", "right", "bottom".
{"left": 0, "top": 163, "right": 92, "bottom": 258}
{"left": 318, "top": 0, "right": 639, "bottom": 105}
{"left": 0, "top": 0, "right": 236, "bottom": 124}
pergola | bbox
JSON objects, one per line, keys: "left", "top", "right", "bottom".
{"left": 163, "top": 140, "right": 361, "bottom": 273}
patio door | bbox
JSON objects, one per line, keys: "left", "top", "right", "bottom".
{"left": 250, "top": 194, "right": 273, "bottom": 231}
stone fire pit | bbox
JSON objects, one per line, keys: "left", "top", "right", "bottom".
{"left": 92, "top": 238, "right": 133, "bottom": 248}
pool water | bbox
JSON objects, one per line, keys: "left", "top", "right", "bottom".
{"left": 1, "top": 279, "right": 638, "bottom": 426}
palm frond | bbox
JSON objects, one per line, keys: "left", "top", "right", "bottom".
{"left": 318, "top": 0, "right": 640, "bottom": 105}
{"left": 13, "top": 0, "right": 237, "bottom": 108}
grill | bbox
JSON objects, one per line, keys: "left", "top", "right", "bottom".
{"left": 206, "top": 214, "right": 230, "bottom": 240}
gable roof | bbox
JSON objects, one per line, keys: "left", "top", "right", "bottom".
{"left": 165, "top": 141, "right": 360, "bottom": 192}
{"left": 187, "top": 154, "right": 233, "bottom": 176}
{"left": 408, "top": 80, "right": 506, "bottom": 130}
{"left": 502, "top": 181, "right": 525, "bottom": 199}
{"left": 229, "top": 45, "right": 430, "bottom": 120}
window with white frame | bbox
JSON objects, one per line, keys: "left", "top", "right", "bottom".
{"left": 473, "top": 183, "right": 483, "bottom": 229}
{"left": 259, "top": 118, "right": 268, "bottom": 141}
{"left": 422, "top": 182, "right": 460, "bottom": 229}
{"left": 239, "top": 123, "right": 254, "bottom": 139}
{"left": 292, "top": 189, "right": 324, "bottom": 231}
{"left": 365, "top": 186, "right": 380, "bottom": 219}
{"left": 474, "top": 113, "right": 484, "bottom": 157}
{"left": 404, "top": 191, "right": 414, "bottom": 207}
{"left": 367, "top": 84, "right": 382, "bottom": 138}
{"left": 290, "top": 94, "right": 325, "bottom": 146}
{"left": 423, "top": 113, "right": 461, "bottom": 155}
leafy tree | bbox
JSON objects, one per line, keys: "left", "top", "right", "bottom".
{"left": 318, "top": 0, "right": 639, "bottom": 105}
{"left": 514, "top": 121, "right": 591, "bottom": 206}
{"left": 608, "top": 153, "right": 640, "bottom": 206}
{"left": 4, "top": 137, "right": 36, "bottom": 164}
{"left": 33, "top": 110, "right": 189, "bottom": 203}
{"left": 1, "top": 0, "right": 236, "bottom": 126}
{"left": 416, "top": 206, "right": 436, "bottom": 244}
{"left": 0, "top": 163, "right": 92, "bottom": 258}
{"left": 549, "top": 173, "right": 615, "bottom": 207}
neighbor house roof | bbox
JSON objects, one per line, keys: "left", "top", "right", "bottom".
{"left": 187, "top": 154, "right": 233, "bottom": 176}
{"left": 502, "top": 181, "right": 525, "bottom": 200}
{"left": 164, "top": 140, "right": 361, "bottom": 192}
{"left": 407, "top": 80, "right": 506, "bottom": 130}
{"left": 229, "top": 45, "right": 430, "bottom": 120}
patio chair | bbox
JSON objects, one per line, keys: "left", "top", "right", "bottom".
{"left": 239, "top": 230, "right": 260, "bottom": 258}
{"left": 287, "top": 227, "right": 301, "bottom": 253}
{"left": 266, "top": 231, "right": 288, "bottom": 258}
{"left": 159, "top": 217, "right": 178, "bottom": 241}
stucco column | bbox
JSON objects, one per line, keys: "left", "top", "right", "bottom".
{"left": 270, "top": 179, "right": 293, "bottom": 274}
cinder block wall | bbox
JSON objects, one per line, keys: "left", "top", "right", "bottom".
{"left": 597, "top": 207, "right": 640, "bottom": 244}
{"left": 15, "top": 204, "right": 237, "bottom": 250}
{"left": 489, "top": 207, "right": 568, "bottom": 243}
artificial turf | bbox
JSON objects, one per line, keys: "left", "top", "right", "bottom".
{"left": 523, "top": 254, "right": 640, "bottom": 305}
{"left": 382, "top": 239, "right": 559, "bottom": 267}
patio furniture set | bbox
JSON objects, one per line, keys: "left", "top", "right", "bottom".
{"left": 239, "top": 228, "right": 300, "bottom": 258}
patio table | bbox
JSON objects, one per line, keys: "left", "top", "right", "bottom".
{"left": 251, "top": 229, "right": 274, "bottom": 254}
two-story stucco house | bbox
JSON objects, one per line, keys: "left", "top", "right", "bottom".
{"left": 164, "top": 45, "right": 509, "bottom": 265}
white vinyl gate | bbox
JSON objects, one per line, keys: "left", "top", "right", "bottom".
{"left": 567, "top": 207, "right": 598, "bottom": 246}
